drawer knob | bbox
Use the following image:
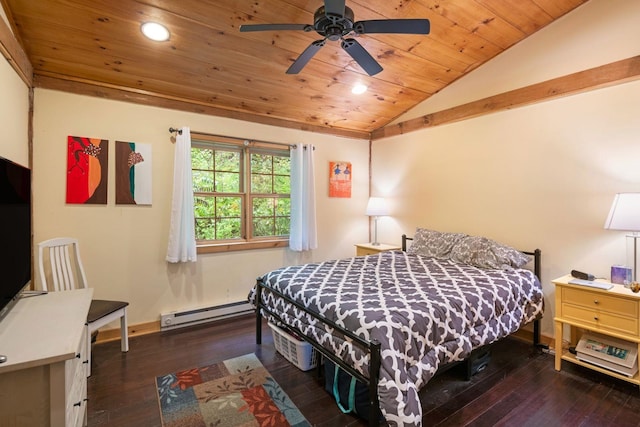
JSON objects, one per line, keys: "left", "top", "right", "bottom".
{"left": 75, "top": 353, "right": 81, "bottom": 359}
{"left": 594, "top": 316, "right": 599, "bottom": 321}
{"left": 74, "top": 401, "right": 82, "bottom": 407}
{"left": 593, "top": 300, "right": 599, "bottom": 304}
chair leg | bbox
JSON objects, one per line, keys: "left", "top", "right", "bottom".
{"left": 120, "top": 309, "right": 129, "bottom": 353}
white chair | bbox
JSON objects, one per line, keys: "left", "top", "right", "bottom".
{"left": 38, "top": 237, "right": 129, "bottom": 376}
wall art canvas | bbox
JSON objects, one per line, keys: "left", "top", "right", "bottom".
{"left": 116, "top": 141, "right": 152, "bottom": 205}
{"left": 66, "top": 136, "right": 108, "bottom": 204}
{"left": 329, "top": 161, "right": 352, "bottom": 198}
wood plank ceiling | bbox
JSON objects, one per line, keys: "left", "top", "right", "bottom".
{"left": 3, "top": 0, "right": 589, "bottom": 139}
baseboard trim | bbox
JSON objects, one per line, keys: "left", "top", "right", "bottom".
{"left": 96, "top": 317, "right": 555, "bottom": 351}
{"left": 512, "top": 328, "right": 554, "bottom": 349}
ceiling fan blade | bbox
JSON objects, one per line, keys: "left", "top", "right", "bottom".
{"left": 286, "top": 39, "right": 326, "bottom": 74}
{"left": 324, "top": 0, "right": 346, "bottom": 17}
{"left": 341, "top": 38, "right": 383, "bottom": 76}
{"left": 239, "top": 23, "right": 310, "bottom": 32}
{"left": 354, "top": 19, "right": 430, "bottom": 35}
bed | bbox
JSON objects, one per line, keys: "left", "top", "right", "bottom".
{"left": 249, "top": 229, "right": 544, "bottom": 427}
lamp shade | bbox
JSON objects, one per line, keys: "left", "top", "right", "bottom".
{"left": 604, "top": 193, "right": 640, "bottom": 231}
{"left": 366, "top": 197, "right": 389, "bottom": 216}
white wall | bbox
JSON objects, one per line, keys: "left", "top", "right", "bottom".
{"left": 395, "top": 0, "right": 640, "bottom": 122}
{"left": 374, "top": 0, "right": 640, "bottom": 337}
{"left": 32, "top": 90, "right": 370, "bottom": 325}
{"left": 0, "top": 50, "right": 29, "bottom": 166}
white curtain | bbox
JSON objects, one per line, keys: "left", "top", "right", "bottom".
{"left": 166, "top": 126, "right": 197, "bottom": 263}
{"left": 289, "top": 143, "right": 317, "bottom": 251}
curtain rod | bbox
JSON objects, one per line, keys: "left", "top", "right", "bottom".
{"left": 169, "top": 127, "right": 297, "bottom": 149}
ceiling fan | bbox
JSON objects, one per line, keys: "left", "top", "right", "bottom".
{"left": 239, "top": 0, "right": 430, "bottom": 76}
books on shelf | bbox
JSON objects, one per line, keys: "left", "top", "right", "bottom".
{"left": 576, "top": 331, "right": 638, "bottom": 377}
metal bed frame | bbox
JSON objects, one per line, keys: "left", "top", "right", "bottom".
{"left": 254, "top": 235, "right": 543, "bottom": 426}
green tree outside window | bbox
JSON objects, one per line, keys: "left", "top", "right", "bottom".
{"left": 191, "top": 141, "right": 290, "bottom": 244}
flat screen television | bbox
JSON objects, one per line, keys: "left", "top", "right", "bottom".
{"left": 0, "top": 156, "right": 31, "bottom": 323}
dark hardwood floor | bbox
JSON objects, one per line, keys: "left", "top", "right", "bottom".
{"left": 88, "top": 315, "right": 640, "bottom": 426}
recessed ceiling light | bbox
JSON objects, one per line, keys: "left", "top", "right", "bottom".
{"left": 141, "top": 22, "right": 170, "bottom": 42}
{"left": 352, "top": 83, "right": 368, "bottom": 95}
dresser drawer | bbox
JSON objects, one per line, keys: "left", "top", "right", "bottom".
{"left": 65, "top": 327, "right": 88, "bottom": 427}
{"left": 561, "top": 303, "right": 639, "bottom": 336}
{"left": 562, "top": 287, "right": 638, "bottom": 317}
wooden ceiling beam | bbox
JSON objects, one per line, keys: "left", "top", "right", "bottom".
{"left": 33, "top": 74, "right": 371, "bottom": 140}
{"left": 33, "top": 55, "right": 640, "bottom": 143}
{"left": 372, "top": 55, "right": 640, "bottom": 140}
{"left": 0, "top": 1, "right": 32, "bottom": 86}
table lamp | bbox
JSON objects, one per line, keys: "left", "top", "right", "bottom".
{"left": 366, "top": 197, "right": 389, "bottom": 246}
{"left": 604, "top": 193, "right": 640, "bottom": 282}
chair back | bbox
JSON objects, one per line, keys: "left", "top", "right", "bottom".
{"left": 38, "top": 237, "right": 89, "bottom": 292}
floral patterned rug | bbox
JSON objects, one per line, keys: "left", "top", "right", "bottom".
{"left": 156, "top": 353, "right": 310, "bottom": 427}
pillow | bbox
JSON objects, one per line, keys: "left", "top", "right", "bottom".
{"left": 407, "top": 228, "right": 467, "bottom": 258}
{"left": 450, "top": 235, "right": 531, "bottom": 270}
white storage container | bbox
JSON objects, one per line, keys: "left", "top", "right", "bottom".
{"left": 269, "top": 322, "right": 320, "bottom": 371}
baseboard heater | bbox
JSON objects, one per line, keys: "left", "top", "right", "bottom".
{"left": 160, "top": 301, "right": 254, "bottom": 331}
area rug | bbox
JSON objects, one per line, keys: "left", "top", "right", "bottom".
{"left": 155, "top": 353, "right": 310, "bottom": 427}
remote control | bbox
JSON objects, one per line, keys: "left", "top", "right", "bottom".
{"left": 571, "top": 269, "right": 595, "bottom": 281}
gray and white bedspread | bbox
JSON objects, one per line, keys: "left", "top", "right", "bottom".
{"left": 250, "top": 250, "right": 544, "bottom": 427}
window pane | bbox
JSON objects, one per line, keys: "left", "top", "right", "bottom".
{"left": 193, "top": 171, "right": 214, "bottom": 193}
{"left": 275, "top": 198, "right": 290, "bottom": 216}
{"left": 216, "top": 172, "right": 240, "bottom": 193}
{"left": 273, "top": 155, "right": 290, "bottom": 175}
{"left": 275, "top": 217, "right": 290, "bottom": 236}
{"left": 191, "top": 147, "right": 213, "bottom": 169}
{"left": 194, "top": 196, "right": 215, "bottom": 217}
{"left": 251, "top": 174, "right": 272, "bottom": 193}
{"left": 253, "top": 197, "right": 274, "bottom": 217}
{"left": 216, "top": 218, "right": 241, "bottom": 239}
{"left": 195, "top": 218, "right": 215, "bottom": 240}
{"left": 254, "top": 217, "right": 274, "bottom": 237}
{"left": 251, "top": 153, "right": 272, "bottom": 174}
{"left": 215, "top": 150, "right": 240, "bottom": 172}
{"left": 274, "top": 175, "right": 290, "bottom": 194}
{"left": 216, "top": 197, "right": 242, "bottom": 217}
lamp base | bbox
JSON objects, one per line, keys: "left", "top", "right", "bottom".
{"left": 626, "top": 233, "right": 639, "bottom": 282}
{"left": 370, "top": 216, "right": 381, "bottom": 247}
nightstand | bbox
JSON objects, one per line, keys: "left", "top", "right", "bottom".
{"left": 355, "top": 243, "right": 401, "bottom": 256}
{"left": 553, "top": 274, "right": 640, "bottom": 386}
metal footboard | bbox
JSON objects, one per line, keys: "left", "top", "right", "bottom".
{"left": 254, "top": 278, "right": 382, "bottom": 426}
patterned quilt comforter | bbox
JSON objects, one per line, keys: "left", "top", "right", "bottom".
{"left": 250, "top": 251, "right": 544, "bottom": 427}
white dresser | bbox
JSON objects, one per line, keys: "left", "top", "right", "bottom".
{"left": 0, "top": 288, "right": 93, "bottom": 427}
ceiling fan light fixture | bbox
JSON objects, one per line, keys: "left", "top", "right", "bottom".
{"left": 141, "top": 22, "right": 170, "bottom": 42}
{"left": 352, "top": 83, "right": 367, "bottom": 94}
{"left": 240, "top": 0, "right": 430, "bottom": 75}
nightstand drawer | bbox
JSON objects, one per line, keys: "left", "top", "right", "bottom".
{"left": 561, "top": 303, "right": 639, "bottom": 336}
{"left": 354, "top": 243, "right": 401, "bottom": 256}
{"left": 357, "top": 247, "right": 380, "bottom": 256}
{"left": 562, "top": 287, "right": 638, "bottom": 317}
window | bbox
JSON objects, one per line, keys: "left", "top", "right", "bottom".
{"left": 191, "top": 134, "right": 291, "bottom": 252}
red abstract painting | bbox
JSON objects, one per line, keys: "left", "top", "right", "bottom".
{"left": 329, "top": 161, "right": 352, "bottom": 198}
{"left": 66, "top": 136, "right": 108, "bottom": 204}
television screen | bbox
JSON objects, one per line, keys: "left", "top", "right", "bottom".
{"left": 0, "top": 156, "right": 31, "bottom": 322}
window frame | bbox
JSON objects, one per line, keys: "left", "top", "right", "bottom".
{"left": 190, "top": 133, "right": 291, "bottom": 254}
